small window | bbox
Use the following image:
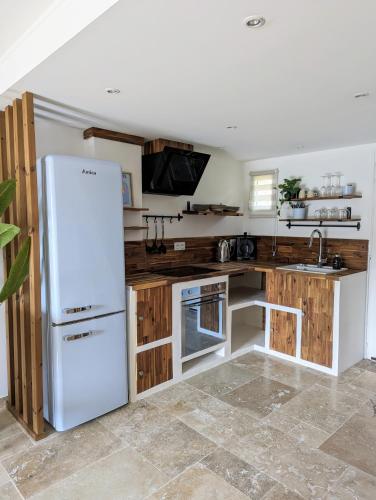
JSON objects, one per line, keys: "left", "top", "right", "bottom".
{"left": 248, "top": 169, "right": 278, "bottom": 218}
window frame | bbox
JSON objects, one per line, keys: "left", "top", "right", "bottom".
{"left": 248, "top": 169, "right": 279, "bottom": 218}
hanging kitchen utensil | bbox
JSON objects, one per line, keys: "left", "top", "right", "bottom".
{"left": 150, "top": 217, "right": 159, "bottom": 254}
{"left": 145, "top": 217, "right": 153, "bottom": 253}
{"left": 159, "top": 218, "right": 167, "bottom": 254}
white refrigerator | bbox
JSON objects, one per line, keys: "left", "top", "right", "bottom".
{"left": 38, "top": 155, "right": 128, "bottom": 431}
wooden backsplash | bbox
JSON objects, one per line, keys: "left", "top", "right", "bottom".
{"left": 125, "top": 235, "right": 368, "bottom": 274}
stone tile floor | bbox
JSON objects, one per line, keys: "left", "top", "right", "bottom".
{"left": 1, "top": 353, "right": 376, "bottom": 499}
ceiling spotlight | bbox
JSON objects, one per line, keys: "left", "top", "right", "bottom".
{"left": 105, "top": 88, "right": 120, "bottom": 94}
{"left": 354, "top": 91, "right": 370, "bottom": 99}
{"left": 296, "top": 145, "right": 305, "bottom": 150}
{"left": 226, "top": 125, "right": 238, "bottom": 130}
{"left": 243, "top": 15, "right": 266, "bottom": 28}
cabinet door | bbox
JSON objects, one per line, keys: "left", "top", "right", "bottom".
{"left": 301, "top": 278, "right": 334, "bottom": 367}
{"left": 137, "top": 285, "right": 172, "bottom": 346}
{"left": 266, "top": 271, "right": 304, "bottom": 356}
{"left": 137, "top": 343, "right": 173, "bottom": 394}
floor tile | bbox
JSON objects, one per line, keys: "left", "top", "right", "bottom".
{"left": 324, "top": 466, "right": 376, "bottom": 500}
{"left": 0, "top": 463, "right": 10, "bottom": 487}
{"left": 261, "top": 410, "right": 300, "bottom": 433}
{"left": 98, "top": 399, "right": 176, "bottom": 448}
{"left": 219, "top": 376, "right": 299, "bottom": 418}
{"left": 178, "top": 394, "right": 259, "bottom": 445}
{"left": 277, "top": 384, "right": 360, "bottom": 433}
{"left": 262, "top": 482, "right": 304, "bottom": 499}
{"left": 320, "top": 399, "right": 376, "bottom": 477}
{"left": 149, "top": 462, "right": 248, "bottom": 499}
{"left": 262, "top": 360, "right": 319, "bottom": 390}
{"left": 0, "top": 409, "right": 22, "bottom": 441}
{"left": 201, "top": 447, "right": 276, "bottom": 499}
{"left": 134, "top": 419, "right": 217, "bottom": 478}
{"left": 288, "top": 421, "right": 330, "bottom": 448}
{"left": 0, "top": 482, "right": 22, "bottom": 499}
{"left": 351, "top": 370, "right": 376, "bottom": 393}
{"left": 0, "top": 431, "right": 33, "bottom": 461}
{"left": 2, "top": 421, "right": 121, "bottom": 498}
{"left": 33, "top": 447, "right": 168, "bottom": 500}
{"left": 146, "top": 382, "right": 210, "bottom": 417}
{"left": 317, "top": 369, "right": 374, "bottom": 402}
{"left": 186, "top": 362, "right": 257, "bottom": 397}
{"left": 231, "top": 351, "right": 278, "bottom": 371}
{"left": 261, "top": 444, "right": 348, "bottom": 499}
{"left": 355, "top": 359, "right": 376, "bottom": 373}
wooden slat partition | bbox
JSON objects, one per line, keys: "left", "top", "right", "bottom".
{"left": 0, "top": 92, "right": 44, "bottom": 439}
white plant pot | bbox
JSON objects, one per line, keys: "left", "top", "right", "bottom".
{"left": 292, "top": 207, "right": 306, "bottom": 219}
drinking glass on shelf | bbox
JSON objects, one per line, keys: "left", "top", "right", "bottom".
{"left": 320, "top": 207, "right": 328, "bottom": 219}
{"left": 339, "top": 208, "right": 348, "bottom": 219}
{"left": 320, "top": 176, "right": 327, "bottom": 197}
{"left": 328, "top": 207, "right": 339, "bottom": 219}
{"left": 333, "top": 172, "right": 343, "bottom": 196}
{"left": 314, "top": 209, "right": 322, "bottom": 219}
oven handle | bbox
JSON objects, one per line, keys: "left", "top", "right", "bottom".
{"left": 182, "top": 296, "right": 226, "bottom": 308}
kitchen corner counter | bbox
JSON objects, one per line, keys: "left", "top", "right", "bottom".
{"left": 126, "top": 260, "right": 366, "bottom": 290}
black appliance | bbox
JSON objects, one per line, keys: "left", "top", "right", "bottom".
{"left": 152, "top": 266, "right": 214, "bottom": 277}
{"left": 235, "top": 233, "right": 257, "bottom": 260}
{"left": 142, "top": 146, "right": 210, "bottom": 196}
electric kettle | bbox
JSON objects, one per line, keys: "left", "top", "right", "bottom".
{"left": 217, "top": 239, "right": 231, "bottom": 263}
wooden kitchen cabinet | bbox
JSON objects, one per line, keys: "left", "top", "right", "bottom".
{"left": 266, "top": 271, "right": 334, "bottom": 367}
{"left": 137, "top": 285, "right": 172, "bottom": 345}
{"left": 137, "top": 343, "right": 173, "bottom": 393}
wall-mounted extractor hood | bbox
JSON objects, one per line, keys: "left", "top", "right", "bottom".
{"left": 142, "top": 139, "right": 210, "bottom": 196}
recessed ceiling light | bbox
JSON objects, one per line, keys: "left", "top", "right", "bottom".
{"left": 105, "top": 88, "right": 120, "bottom": 94}
{"left": 296, "top": 145, "right": 305, "bottom": 150}
{"left": 243, "top": 15, "right": 266, "bottom": 28}
{"left": 226, "top": 125, "right": 238, "bottom": 130}
{"left": 354, "top": 91, "right": 370, "bottom": 99}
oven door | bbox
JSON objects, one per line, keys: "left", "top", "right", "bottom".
{"left": 181, "top": 293, "right": 226, "bottom": 359}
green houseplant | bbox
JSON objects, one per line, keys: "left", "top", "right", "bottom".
{"left": 0, "top": 179, "right": 31, "bottom": 303}
{"left": 276, "top": 177, "right": 302, "bottom": 215}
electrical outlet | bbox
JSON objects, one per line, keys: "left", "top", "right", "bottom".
{"left": 174, "top": 241, "right": 186, "bottom": 251}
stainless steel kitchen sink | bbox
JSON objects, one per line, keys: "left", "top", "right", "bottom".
{"left": 276, "top": 264, "right": 347, "bottom": 274}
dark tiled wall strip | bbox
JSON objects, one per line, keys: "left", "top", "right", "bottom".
{"left": 125, "top": 236, "right": 368, "bottom": 274}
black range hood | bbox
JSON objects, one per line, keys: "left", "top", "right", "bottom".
{"left": 142, "top": 146, "right": 210, "bottom": 196}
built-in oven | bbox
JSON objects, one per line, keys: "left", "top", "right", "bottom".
{"left": 181, "top": 282, "right": 226, "bottom": 360}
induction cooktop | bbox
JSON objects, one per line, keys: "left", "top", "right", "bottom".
{"left": 153, "top": 266, "right": 215, "bottom": 277}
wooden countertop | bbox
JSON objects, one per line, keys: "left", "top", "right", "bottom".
{"left": 126, "top": 260, "right": 365, "bottom": 290}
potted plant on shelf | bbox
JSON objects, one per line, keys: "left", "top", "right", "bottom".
{"left": 276, "top": 178, "right": 302, "bottom": 216}
{"left": 291, "top": 201, "right": 307, "bottom": 219}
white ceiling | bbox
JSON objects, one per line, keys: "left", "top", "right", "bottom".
{"left": 8, "top": 0, "right": 376, "bottom": 160}
{"left": 0, "top": 0, "right": 52, "bottom": 56}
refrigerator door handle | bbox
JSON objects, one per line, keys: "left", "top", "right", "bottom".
{"left": 63, "top": 305, "right": 93, "bottom": 314}
{"left": 64, "top": 331, "right": 96, "bottom": 342}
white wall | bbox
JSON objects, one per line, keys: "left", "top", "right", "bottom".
{"left": 143, "top": 145, "right": 244, "bottom": 239}
{"left": 244, "top": 143, "right": 376, "bottom": 360}
{"left": 243, "top": 143, "right": 376, "bottom": 240}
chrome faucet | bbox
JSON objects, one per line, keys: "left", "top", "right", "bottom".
{"left": 308, "top": 229, "right": 327, "bottom": 267}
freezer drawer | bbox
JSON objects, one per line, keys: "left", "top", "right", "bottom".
{"left": 46, "top": 312, "right": 128, "bottom": 431}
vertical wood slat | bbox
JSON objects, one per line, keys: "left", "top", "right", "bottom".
{"left": 4, "top": 106, "right": 23, "bottom": 413}
{"left": 0, "top": 111, "right": 15, "bottom": 408}
{"left": 22, "top": 92, "right": 43, "bottom": 435}
{"left": 13, "top": 98, "right": 32, "bottom": 425}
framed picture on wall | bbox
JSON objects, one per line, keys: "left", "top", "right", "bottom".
{"left": 122, "top": 172, "right": 133, "bottom": 207}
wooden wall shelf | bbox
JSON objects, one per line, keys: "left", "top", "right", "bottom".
{"left": 280, "top": 217, "right": 361, "bottom": 222}
{"left": 123, "top": 207, "right": 149, "bottom": 212}
{"left": 289, "top": 194, "right": 362, "bottom": 202}
{"left": 183, "top": 210, "right": 243, "bottom": 217}
{"left": 124, "top": 226, "right": 148, "bottom": 230}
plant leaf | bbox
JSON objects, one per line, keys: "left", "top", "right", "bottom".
{"left": 0, "top": 223, "right": 20, "bottom": 248}
{"left": 0, "top": 237, "right": 31, "bottom": 303}
{"left": 0, "top": 180, "right": 16, "bottom": 217}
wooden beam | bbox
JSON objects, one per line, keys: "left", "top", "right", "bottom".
{"left": 13, "top": 98, "right": 32, "bottom": 425}
{"left": 22, "top": 92, "right": 44, "bottom": 436}
{"left": 83, "top": 127, "right": 144, "bottom": 146}
{"left": 144, "top": 138, "right": 193, "bottom": 155}
{"left": 0, "top": 110, "right": 15, "bottom": 408}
